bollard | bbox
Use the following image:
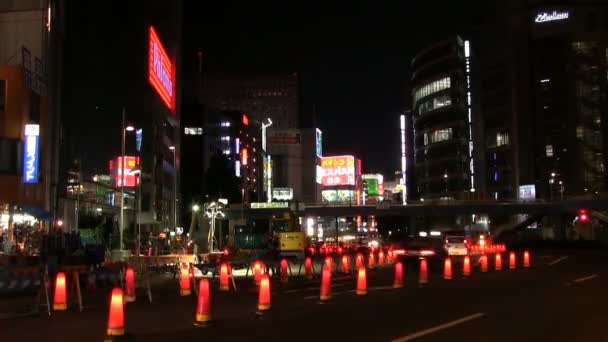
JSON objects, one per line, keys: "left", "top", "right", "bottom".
{"left": 194, "top": 279, "right": 211, "bottom": 326}
{"left": 419, "top": 259, "right": 428, "bottom": 285}
{"left": 219, "top": 263, "right": 230, "bottom": 291}
{"left": 341, "top": 255, "right": 350, "bottom": 274}
{"left": 495, "top": 253, "right": 502, "bottom": 271}
{"left": 305, "top": 257, "right": 313, "bottom": 280}
{"left": 280, "top": 259, "right": 289, "bottom": 284}
{"left": 443, "top": 257, "right": 452, "bottom": 280}
{"left": 125, "top": 268, "right": 136, "bottom": 302}
{"left": 509, "top": 252, "right": 516, "bottom": 270}
{"left": 53, "top": 272, "right": 67, "bottom": 311}
{"left": 257, "top": 275, "right": 271, "bottom": 314}
{"left": 356, "top": 267, "right": 367, "bottom": 296}
{"left": 106, "top": 288, "right": 125, "bottom": 337}
{"left": 393, "top": 262, "right": 404, "bottom": 288}
{"left": 319, "top": 267, "right": 332, "bottom": 303}
{"left": 523, "top": 250, "right": 530, "bottom": 268}
{"left": 463, "top": 255, "right": 471, "bottom": 276}
{"left": 480, "top": 255, "right": 488, "bottom": 273}
{"left": 180, "top": 264, "right": 191, "bottom": 296}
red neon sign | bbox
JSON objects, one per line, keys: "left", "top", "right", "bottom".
{"left": 242, "top": 114, "right": 249, "bottom": 126}
{"left": 320, "top": 155, "right": 356, "bottom": 186}
{"left": 242, "top": 148, "right": 248, "bottom": 165}
{"left": 148, "top": 26, "right": 174, "bottom": 111}
{"left": 114, "top": 156, "right": 139, "bottom": 187}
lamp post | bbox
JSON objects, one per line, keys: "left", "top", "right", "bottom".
{"left": 205, "top": 202, "right": 225, "bottom": 252}
{"left": 169, "top": 146, "right": 177, "bottom": 232}
{"left": 549, "top": 172, "right": 556, "bottom": 201}
{"left": 120, "top": 108, "right": 134, "bottom": 251}
{"left": 559, "top": 180, "right": 564, "bottom": 200}
{"left": 261, "top": 118, "right": 273, "bottom": 203}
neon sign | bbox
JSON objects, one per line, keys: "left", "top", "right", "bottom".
{"left": 320, "top": 155, "right": 355, "bottom": 186}
{"left": 115, "top": 156, "right": 139, "bottom": 187}
{"left": 23, "top": 124, "right": 40, "bottom": 183}
{"left": 148, "top": 26, "right": 174, "bottom": 111}
{"left": 535, "top": 11, "right": 569, "bottom": 23}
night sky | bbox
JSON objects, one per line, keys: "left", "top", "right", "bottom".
{"left": 64, "top": 1, "right": 498, "bottom": 177}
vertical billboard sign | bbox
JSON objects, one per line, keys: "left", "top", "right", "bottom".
{"left": 23, "top": 124, "right": 40, "bottom": 184}
{"left": 315, "top": 128, "right": 322, "bottom": 157}
{"left": 135, "top": 128, "right": 143, "bottom": 152}
{"left": 148, "top": 26, "right": 174, "bottom": 112}
{"left": 115, "top": 156, "right": 139, "bottom": 187}
{"left": 320, "top": 155, "right": 355, "bottom": 186}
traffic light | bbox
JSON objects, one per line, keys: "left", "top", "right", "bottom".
{"left": 578, "top": 209, "right": 589, "bottom": 223}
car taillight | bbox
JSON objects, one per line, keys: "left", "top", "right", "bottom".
{"left": 393, "top": 249, "right": 406, "bottom": 255}
{"left": 420, "top": 249, "right": 435, "bottom": 256}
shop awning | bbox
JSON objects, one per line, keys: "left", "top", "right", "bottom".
{"left": 18, "top": 205, "right": 53, "bottom": 221}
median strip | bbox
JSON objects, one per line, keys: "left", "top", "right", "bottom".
{"left": 390, "top": 312, "right": 485, "bottom": 342}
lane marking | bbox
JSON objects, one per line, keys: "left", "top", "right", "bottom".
{"left": 369, "top": 285, "right": 395, "bottom": 291}
{"left": 284, "top": 283, "right": 345, "bottom": 294}
{"left": 390, "top": 312, "right": 485, "bottom": 342}
{"left": 572, "top": 274, "right": 598, "bottom": 284}
{"left": 548, "top": 256, "right": 568, "bottom": 266}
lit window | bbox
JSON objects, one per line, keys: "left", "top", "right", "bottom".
{"left": 546, "top": 145, "right": 554, "bottom": 157}
{"left": 184, "top": 127, "right": 203, "bottom": 135}
{"left": 576, "top": 126, "right": 584, "bottom": 139}
{"left": 417, "top": 93, "right": 452, "bottom": 115}
{"left": 423, "top": 128, "right": 453, "bottom": 145}
{"left": 413, "top": 77, "right": 451, "bottom": 104}
{"left": 496, "top": 132, "right": 509, "bottom": 146}
{"left": 221, "top": 121, "right": 231, "bottom": 127}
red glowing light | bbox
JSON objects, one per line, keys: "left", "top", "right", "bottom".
{"left": 420, "top": 249, "right": 435, "bottom": 256}
{"left": 107, "top": 288, "right": 125, "bottom": 336}
{"left": 148, "top": 26, "right": 174, "bottom": 111}
{"left": 242, "top": 114, "right": 249, "bottom": 126}
{"left": 242, "top": 148, "right": 248, "bottom": 166}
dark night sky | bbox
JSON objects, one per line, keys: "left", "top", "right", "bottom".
{"left": 64, "top": 1, "right": 498, "bottom": 177}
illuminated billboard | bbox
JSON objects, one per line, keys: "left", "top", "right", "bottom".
{"left": 322, "top": 189, "right": 355, "bottom": 203}
{"left": 362, "top": 174, "right": 384, "bottom": 196}
{"left": 114, "top": 156, "right": 139, "bottom": 187}
{"left": 23, "top": 124, "right": 40, "bottom": 184}
{"left": 320, "top": 155, "right": 355, "bottom": 186}
{"left": 148, "top": 26, "right": 174, "bottom": 111}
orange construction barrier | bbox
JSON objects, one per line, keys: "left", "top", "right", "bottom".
{"left": 194, "top": 279, "right": 211, "bottom": 326}
{"left": 305, "top": 257, "right": 313, "bottom": 280}
{"left": 463, "top": 255, "right": 471, "bottom": 276}
{"left": 495, "top": 253, "right": 502, "bottom": 271}
{"left": 320, "top": 267, "right": 332, "bottom": 303}
{"left": 356, "top": 267, "right": 367, "bottom": 296}
{"left": 524, "top": 250, "right": 530, "bottom": 268}
{"left": 180, "top": 264, "right": 192, "bottom": 296}
{"left": 378, "top": 250, "right": 385, "bottom": 265}
{"left": 106, "top": 287, "right": 125, "bottom": 337}
{"left": 509, "top": 251, "right": 516, "bottom": 269}
{"left": 125, "top": 267, "right": 136, "bottom": 303}
{"left": 53, "top": 272, "right": 67, "bottom": 311}
{"left": 480, "top": 254, "right": 488, "bottom": 273}
{"left": 257, "top": 275, "right": 271, "bottom": 313}
{"left": 443, "top": 257, "right": 452, "bottom": 280}
{"left": 341, "top": 255, "right": 350, "bottom": 273}
{"left": 393, "top": 262, "right": 404, "bottom": 288}
{"left": 419, "top": 259, "right": 428, "bottom": 285}
{"left": 219, "top": 263, "right": 230, "bottom": 291}
{"left": 280, "top": 259, "right": 289, "bottom": 284}
{"left": 253, "top": 261, "right": 263, "bottom": 285}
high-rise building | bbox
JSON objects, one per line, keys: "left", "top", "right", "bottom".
{"left": 410, "top": 36, "right": 485, "bottom": 200}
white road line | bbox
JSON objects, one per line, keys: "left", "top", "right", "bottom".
{"left": 548, "top": 256, "right": 568, "bottom": 266}
{"left": 572, "top": 274, "right": 598, "bottom": 283}
{"left": 369, "top": 285, "right": 395, "bottom": 291}
{"left": 390, "top": 312, "right": 485, "bottom": 342}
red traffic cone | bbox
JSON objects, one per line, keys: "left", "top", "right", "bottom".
{"left": 443, "top": 257, "right": 453, "bottom": 280}
{"left": 125, "top": 267, "right": 136, "bottom": 302}
{"left": 320, "top": 266, "right": 332, "bottom": 303}
{"left": 480, "top": 254, "right": 488, "bottom": 273}
{"left": 53, "top": 272, "right": 67, "bottom": 311}
{"left": 257, "top": 275, "right": 271, "bottom": 313}
{"left": 280, "top": 259, "right": 289, "bottom": 284}
{"left": 253, "top": 261, "right": 263, "bottom": 285}
{"left": 419, "top": 259, "right": 428, "bottom": 285}
{"left": 495, "top": 253, "right": 502, "bottom": 271}
{"left": 106, "top": 287, "right": 125, "bottom": 337}
{"left": 368, "top": 253, "right": 376, "bottom": 268}
{"left": 378, "top": 250, "right": 385, "bottom": 265}
{"left": 393, "top": 261, "right": 404, "bottom": 288}
{"left": 341, "top": 255, "right": 350, "bottom": 273}
{"left": 356, "top": 253, "right": 364, "bottom": 268}
{"left": 324, "top": 256, "right": 333, "bottom": 271}
{"left": 219, "top": 263, "right": 230, "bottom": 291}
{"left": 194, "top": 278, "right": 211, "bottom": 326}
{"left": 523, "top": 250, "right": 531, "bottom": 268}
{"left": 356, "top": 267, "right": 367, "bottom": 296}
{"left": 387, "top": 250, "right": 394, "bottom": 263}
{"left": 180, "top": 264, "right": 192, "bottom": 296}
{"left": 463, "top": 255, "right": 471, "bottom": 276}
{"left": 509, "top": 251, "right": 516, "bottom": 269}
{"left": 304, "top": 257, "right": 313, "bottom": 279}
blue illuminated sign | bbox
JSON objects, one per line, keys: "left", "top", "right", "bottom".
{"left": 23, "top": 124, "right": 40, "bottom": 184}
{"left": 316, "top": 128, "right": 322, "bottom": 157}
{"left": 136, "top": 128, "right": 143, "bottom": 152}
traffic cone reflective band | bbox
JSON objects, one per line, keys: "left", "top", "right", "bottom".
{"left": 106, "top": 287, "right": 125, "bottom": 337}
{"left": 368, "top": 253, "right": 376, "bottom": 268}
{"left": 419, "top": 259, "right": 428, "bottom": 284}
{"left": 194, "top": 279, "right": 211, "bottom": 326}
{"left": 443, "top": 257, "right": 452, "bottom": 280}
{"left": 53, "top": 272, "right": 67, "bottom": 311}
{"left": 378, "top": 250, "right": 385, "bottom": 265}
{"left": 509, "top": 252, "right": 516, "bottom": 269}
{"left": 523, "top": 251, "right": 531, "bottom": 268}
{"left": 356, "top": 253, "right": 364, "bottom": 268}
{"left": 257, "top": 275, "right": 271, "bottom": 312}
{"left": 125, "top": 267, "right": 136, "bottom": 302}
{"left": 463, "top": 255, "right": 471, "bottom": 276}
{"left": 356, "top": 267, "right": 367, "bottom": 296}
{"left": 495, "top": 253, "right": 502, "bottom": 271}
{"left": 280, "top": 259, "right": 289, "bottom": 284}
{"left": 393, "top": 262, "right": 404, "bottom": 288}
{"left": 253, "top": 261, "right": 263, "bottom": 285}
{"left": 320, "top": 267, "right": 332, "bottom": 303}
{"left": 219, "top": 263, "right": 230, "bottom": 291}
{"left": 180, "top": 264, "right": 191, "bottom": 296}
{"left": 480, "top": 255, "right": 488, "bottom": 273}
{"left": 305, "top": 257, "right": 313, "bottom": 279}
{"left": 341, "top": 255, "right": 350, "bottom": 273}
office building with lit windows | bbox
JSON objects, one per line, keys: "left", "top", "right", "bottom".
{"left": 410, "top": 36, "right": 485, "bottom": 200}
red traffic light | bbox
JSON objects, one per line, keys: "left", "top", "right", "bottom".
{"left": 578, "top": 210, "right": 589, "bottom": 223}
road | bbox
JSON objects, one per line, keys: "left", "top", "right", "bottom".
{"left": 1, "top": 250, "right": 608, "bottom": 341}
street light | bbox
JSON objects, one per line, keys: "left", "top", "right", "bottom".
{"left": 119, "top": 108, "right": 136, "bottom": 251}
{"left": 169, "top": 146, "right": 177, "bottom": 232}
{"left": 192, "top": 204, "right": 200, "bottom": 212}
{"left": 205, "top": 201, "right": 226, "bottom": 252}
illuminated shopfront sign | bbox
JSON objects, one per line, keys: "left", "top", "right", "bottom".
{"left": 114, "top": 156, "right": 139, "bottom": 187}
{"left": 535, "top": 10, "right": 569, "bottom": 23}
{"left": 316, "top": 128, "right": 323, "bottom": 157}
{"left": 250, "top": 202, "right": 289, "bottom": 209}
{"left": 322, "top": 189, "right": 355, "bottom": 203}
{"left": 149, "top": 26, "right": 174, "bottom": 111}
{"left": 23, "top": 124, "right": 40, "bottom": 184}
{"left": 362, "top": 174, "right": 384, "bottom": 196}
{"left": 320, "top": 155, "right": 356, "bottom": 186}
{"left": 272, "top": 188, "right": 294, "bottom": 201}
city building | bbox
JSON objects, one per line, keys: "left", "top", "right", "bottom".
{"left": 410, "top": 36, "right": 485, "bottom": 200}
{"left": 0, "top": 0, "right": 64, "bottom": 245}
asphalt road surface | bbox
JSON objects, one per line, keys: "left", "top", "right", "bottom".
{"left": 2, "top": 250, "right": 608, "bottom": 342}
